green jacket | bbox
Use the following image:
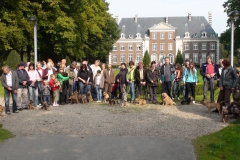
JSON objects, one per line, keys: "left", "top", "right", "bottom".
{"left": 126, "top": 66, "right": 135, "bottom": 81}
{"left": 57, "top": 73, "right": 69, "bottom": 85}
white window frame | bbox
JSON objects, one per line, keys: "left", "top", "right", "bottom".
{"left": 159, "top": 54, "right": 165, "bottom": 64}
{"left": 168, "top": 33, "right": 173, "bottom": 39}
{"left": 202, "top": 32, "right": 207, "bottom": 38}
{"left": 121, "top": 33, "right": 125, "bottom": 39}
{"left": 168, "top": 54, "right": 174, "bottom": 64}
{"left": 211, "top": 53, "right": 215, "bottom": 63}
{"left": 128, "top": 45, "right": 133, "bottom": 51}
{"left": 193, "top": 43, "right": 198, "bottom": 50}
{"left": 120, "top": 54, "right": 125, "bottom": 63}
{"left": 202, "top": 53, "right": 206, "bottom": 63}
{"left": 151, "top": 54, "right": 157, "bottom": 62}
{"left": 128, "top": 54, "right": 133, "bottom": 62}
{"left": 152, "top": 43, "right": 157, "bottom": 51}
{"left": 160, "top": 33, "right": 165, "bottom": 39}
{"left": 136, "top": 54, "right": 141, "bottom": 63}
{"left": 136, "top": 33, "right": 141, "bottom": 39}
{"left": 153, "top": 33, "right": 157, "bottom": 40}
{"left": 136, "top": 44, "right": 141, "bottom": 51}
{"left": 185, "top": 53, "right": 189, "bottom": 60}
{"left": 160, "top": 43, "right": 165, "bottom": 50}
{"left": 112, "top": 55, "right": 117, "bottom": 63}
{"left": 185, "top": 43, "right": 189, "bottom": 50}
{"left": 210, "top": 43, "right": 215, "bottom": 50}
{"left": 193, "top": 53, "right": 198, "bottom": 63}
{"left": 185, "top": 32, "right": 190, "bottom": 38}
{"left": 168, "top": 43, "right": 173, "bottom": 51}
{"left": 202, "top": 44, "right": 206, "bottom": 50}
{"left": 113, "top": 45, "right": 117, "bottom": 51}
{"left": 120, "top": 44, "right": 125, "bottom": 51}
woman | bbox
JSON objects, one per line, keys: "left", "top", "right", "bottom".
{"left": 36, "top": 62, "right": 44, "bottom": 105}
{"left": 218, "top": 59, "right": 238, "bottom": 106}
{"left": 27, "top": 63, "right": 40, "bottom": 108}
{"left": 77, "top": 64, "right": 90, "bottom": 94}
{"left": 183, "top": 62, "right": 198, "bottom": 104}
{"left": 172, "top": 63, "right": 182, "bottom": 100}
{"left": 146, "top": 61, "right": 159, "bottom": 104}
{"left": 42, "top": 62, "right": 56, "bottom": 82}
{"left": 58, "top": 67, "right": 69, "bottom": 105}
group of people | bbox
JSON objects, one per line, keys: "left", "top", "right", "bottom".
{"left": 1, "top": 55, "right": 240, "bottom": 116}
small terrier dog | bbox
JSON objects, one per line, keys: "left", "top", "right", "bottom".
{"left": 86, "top": 91, "right": 93, "bottom": 103}
{"left": 201, "top": 100, "right": 221, "bottom": 114}
{"left": 135, "top": 98, "right": 147, "bottom": 105}
{"left": 69, "top": 91, "right": 79, "bottom": 104}
{"left": 0, "top": 105, "right": 5, "bottom": 117}
{"left": 108, "top": 99, "right": 116, "bottom": 105}
{"left": 221, "top": 107, "right": 229, "bottom": 123}
{"left": 162, "top": 93, "right": 176, "bottom": 105}
{"left": 42, "top": 101, "right": 50, "bottom": 111}
{"left": 103, "top": 92, "right": 110, "bottom": 103}
{"left": 28, "top": 100, "right": 35, "bottom": 110}
{"left": 78, "top": 93, "right": 87, "bottom": 104}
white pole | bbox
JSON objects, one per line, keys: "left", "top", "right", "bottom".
{"left": 231, "top": 19, "right": 234, "bottom": 67}
{"left": 34, "top": 22, "right": 37, "bottom": 65}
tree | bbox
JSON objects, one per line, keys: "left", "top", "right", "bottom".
{"left": 143, "top": 50, "right": 150, "bottom": 68}
{"left": 5, "top": 50, "right": 21, "bottom": 70}
{"left": 175, "top": 50, "right": 184, "bottom": 65}
{"left": 65, "top": 56, "right": 71, "bottom": 66}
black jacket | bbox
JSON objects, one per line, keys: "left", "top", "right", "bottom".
{"left": 117, "top": 68, "right": 128, "bottom": 85}
{"left": 146, "top": 68, "right": 159, "bottom": 87}
{"left": 15, "top": 69, "right": 30, "bottom": 88}
{"left": 135, "top": 66, "right": 147, "bottom": 83}
{"left": 219, "top": 66, "right": 238, "bottom": 90}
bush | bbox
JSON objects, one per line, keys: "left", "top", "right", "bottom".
{"left": 5, "top": 50, "right": 21, "bottom": 70}
{"left": 143, "top": 50, "right": 150, "bottom": 68}
{"left": 175, "top": 50, "right": 184, "bottom": 65}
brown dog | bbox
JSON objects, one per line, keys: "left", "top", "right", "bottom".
{"left": 86, "top": 91, "right": 93, "bottom": 103}
{"left": 103, "top": 92, "right": 110, "bottom": 103}
{"left": 78, "top": 93, "right": 87, "bottom": 104}
{"left": 27, "top": 100, "right": 35, "bottom": 110}
{"left": 201, "top": 100, "right": 221, "bottom": 114}
{"left": 135, "top": 98, "right": 147, "bottom": 105}
{"left": 108, "top": 99, "right": 116, "bottom": 105}
{"left": 221, "top": 108, "right": 228, "bottom": 123}
{"left": 69, "top": 91, "right": 79, "bottom": 104}
{"left": 162, "top": 93, "right": 176, "bottom": 105}
{"left": 42, "top": 101, "right": 50, "bottom": 111}
{"left": 0, "top": 105, "right": 5, "bottom": 117}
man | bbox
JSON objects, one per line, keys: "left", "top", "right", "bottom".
{"left": 126, "top": 61, "right": 135, "bottom": 103}
{"left": 103, "top": 64, "right": 115, "bottom": 98}
{"left": 82, "top": 60, "right": 93, "bottom": 93}
{"left": 135, "top": 62, "right": 148, "bottom": 100}
{"left": 65, "top": 64, "right": 76, "bottom": 99}
{"left": 74, "top": 62, "right": 80, "bottom": 92}
{"left": 160, "top": 57, "right": 175, "bottom": 98}
{"left": 16, "top": 62, "right": 30, "bottom": 110}
{"left": 117, "top": 63, "right": 128, "bottom": 106}
{"left": 1, "top": 66, "right": 19, "bottom": 114}
{"left": 200, "top": 56, "right": 218, "bottom": 102}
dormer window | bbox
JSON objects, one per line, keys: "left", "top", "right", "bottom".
{"left": 210, "top": 33, "right": 215, "bottom": 38}
{"left": 129, "top": 34, "right": 133, "bottom": 39}
{"left": 121, "top": 33, "right": 125, "bottom": 39}
{"left": 185, "top": 32, "right": 190, "bottom": 38}
{"left": 136, "top": 33, "right": 141, "bottom": 39}
{"left": 202, "top": 32, "right": 207, "bottom": 38}
{"left": 193, "top": 33, "right": 198, "bottom": 38}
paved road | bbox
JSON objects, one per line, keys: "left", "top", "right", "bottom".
{"left": 0, "top": 135, "right": 195, "bottom": 160}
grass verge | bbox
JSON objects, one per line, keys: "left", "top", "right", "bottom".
{"left": 193, "top": 119, "right": 240, "bottom": 160}
{"left": 0, "top": 124, "right": 14, "bottom": 143}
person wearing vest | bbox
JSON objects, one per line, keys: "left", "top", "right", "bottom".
{"left": 1, "top": 66, "right": 19, "bottom": 114}
{"left": 147, "top": 61, "right": 159, "bottom": 104}
{"left": 135, "top": 62, "right": 148, "bottom": 100}
{"left": 126, "top": 61, "right": 135, "bottom": 103}
{"left": 200, "top": 56, "right": 218, "bottom": 102}
{"left": 160, "top": 57, "right": 175, "bottom": 98}
{"left": 103, "top": 64, "right": 115, "bottom": 98}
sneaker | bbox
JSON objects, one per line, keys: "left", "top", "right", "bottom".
{"left": 192, "top": 101, "right": 195, "bottom": 104}
{"left": 6, "top": 111, "right": 11, "bottom": 115}
{"left": 177, "top": 97, "right": 180, "bottom": 100}
{"left": 13, "top": 110, "right": 19, "bottom": 113}
{"left": 172, "top": 98, "right": 175, "bottom": 100}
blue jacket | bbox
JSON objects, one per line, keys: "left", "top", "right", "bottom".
{"left": 183, "top": 68, "right": 198, "bottom": 83}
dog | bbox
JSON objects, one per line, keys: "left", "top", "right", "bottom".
{"left": 78, "top": 93, "right": 87, "bottom": 104}
{"left": 0, "top": 105, "right": 5, "bottom": 117}
{"left": 27, "top": 100, "right": 35, "bottom": 110}
{"left": 162, "top": 93, "right": 176, "bottom": 105}
{"left": 108, "top": 99, "right": 116, "bottom": 105}
{"left": 86, "top": 91, "right": 93, "bottom": 103}
{"left": 201, "top": 100, "right": 221, "bottom": 114}
{"left": 42, "top": 101, "right": 50, "bottom": 111}
{"left": 221, "top": 107, "right": 229, "bottom": 123}
{"left": 135, "top": 98, "right": 147, "bottom": 105}
{"left": 103, "top": 92, "right": 110, "bottom": 103}
{"left": 181, "top": 97, "right": 194, "bottom": 105}
{"left": 69, "top": 91, "right": 79, "bottom": 104}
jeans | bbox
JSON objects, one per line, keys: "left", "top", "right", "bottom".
{"left": 135, "top": 82, "right": 148, "bottom": 100}
{"left": 173, "top": 81, "right": 181, "bottom": 98}
{"left": 79, "top": 82, "right": 88, "bottom": 94}
{"left": 17, "top": 88, "right": 28, "bottom": 109}
{"left": 185, "top": 82, "right": 196, "bottom": 100}
{"left": 73, "top": 81, "right": 79, "bottom": 92}
{"left": 128, "top": 82, "right": 135, "bottom": 101}
{"left": 162, "top": 81, "right": 172, "bottom": 98}
{"left": 43, "top": 95, "right": 51, "bottom": 105}
{"left": 28, "top": 86, "right": 38, "bottom": 107}
{"left": 204, "top": 78, "right": 215, "bottom": 101}
{"left": 149, "top": 86, "right": 157, "bottom": 102}
{"left": 4, "top": 89, "right": 17, "bottom": 112}
{"left": 96, "top": 85, "right": 102, "bottom": 101}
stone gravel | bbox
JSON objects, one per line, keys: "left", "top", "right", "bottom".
{"left": 0, "top": 100, "right": 230, "bottom": 140}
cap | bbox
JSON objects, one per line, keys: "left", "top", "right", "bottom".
{"left": 19, "top": 62, "right": 26, "bottom": 67}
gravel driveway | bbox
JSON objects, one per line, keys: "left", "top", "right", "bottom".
{"left": 0, "top": 100, "right": 230, "bottom": 140}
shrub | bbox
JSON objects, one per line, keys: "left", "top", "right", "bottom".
{"left": 143, "top": 50, "right": 150, "bottom": 68}
{"left": 5, "top": 50, "right": 21, "bottom": 70}
{"left": 175, "top": 49, "right": 184, "bottom": 65}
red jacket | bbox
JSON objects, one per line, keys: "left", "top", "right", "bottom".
{"left": 49, "top": 79, "right": 59, "bottom": 91}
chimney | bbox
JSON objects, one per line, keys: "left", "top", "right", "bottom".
{"left": 188, "top": 12, "right": 191, "bottom": 21}
{"left": 208, "top": 12, "right": 212, "bottom": 26}
{"left": 135, "top": 14, "right": 138, "bottom": 22}
{"left": 166, "top": 17, "right": 168, "bottom": 24}
{"left": 115, "top": 15, "right": 119, "bottom": 24}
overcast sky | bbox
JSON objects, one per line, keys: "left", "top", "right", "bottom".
{"left": 107, "top": 0, "right": 228, "bottom": 34}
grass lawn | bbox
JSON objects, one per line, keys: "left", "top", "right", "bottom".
{"left": 0, "top": 124, "right": 14, "bottom": 143}
{"left": 0, "top": 82, "right": 4, "bottom": 97}
{"left": 193, "top": 119, "right": 240, "bottom": 160}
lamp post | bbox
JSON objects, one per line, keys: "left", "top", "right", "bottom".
{"left": 28, "top": 16, "right": 38, "bottom": 65}
{"left": 228, "top": 10, "right": 239, "bottom": 67}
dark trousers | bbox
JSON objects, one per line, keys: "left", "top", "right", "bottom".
{"left": 74, "top": 81, "right": 79, "bottom": 92}
{"left": 135, "top": 82, "right": 148, "bottom": 100}
{"left": 204, "top": 78, "right": 215, "bottom": 102}
{"left": 67, "top": 84, "right": 73, "bottom": 100}
{"left": 149, "top": 86, "right": 157, "bottom": 102}
{"left": 173, "top": 81, "right": 181, "bottom": 98}
{"left": 104, "top": 83, "right": 112, "bottom": 98}
{"left": 162, "top": 81, "right": 172, "bottom": 98}
{"left": 185, "top": 82, "right": 196, "bottom": 100}
{"left": 217, "top": 88, "right": 231, "bottom": 106}
{"left": 43, "top": 95, "right": 51, "bottom": 105}
{"left": 4, "top": 89, "right": 17, "bottom": 112}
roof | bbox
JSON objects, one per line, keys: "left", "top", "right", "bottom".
{"left": 118, "top": 16, "right": 217, "bottom": 38}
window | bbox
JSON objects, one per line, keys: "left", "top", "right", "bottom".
{"left": 193, "top": 53, "right": 198, "bottom": 63}
{"left": 151, "top": 54, "right": 157, "bottom": 62}
{"left": 159, "top": 54, "right": 164, "bottom": 64}
{"left": 168, "top": 43, "right": 173, "bottom": 50}
{"left": 160, "top": 44, "right": 165, "bottom": 50}
{"left": 121, "top": 33, "right": 125, "bottom": 39}
{"left": 193, "top": 33, "right": 198, "bottom": 38}
{"left": 210, "top": 43, "right": 215, "bottom": 50}
{"left": 185, "top": 32, "right": 190, "bottom": 38}
{"left": 112, "top": 55, "right": 117, "bottom": 63}
{"left": 128, "top": 54, "right": 133, "bottom": 62}
{"left": 153, "top": 33, "right": 157, "bottom": 39}
{"left": 202, "top": 32, "right": 207, "bottom": 38}
{"left": 129, "top": 35, "right": 133, "bottom": 39}
{"left": 128, "top": 45, "right": 133, "bottom": 51}
{"left": 152, "top": 44, "right": 157, "bottom": 51}
{"left": 136, "top": 33, "right": 141, "bottom": 38}
{"left": 168, "top": 54, "right": 174, "bottom": 64}
{"left": 113, "top": 45, "right": 117, "bottom": 51}
{"left": 120, "top": 55, "right": 125, "bottom": 63}
{"left": 160, "top": 33, "right": 164, "bottom": 39}
{"left": 202, "top": 53, "right": 206, "bottom": 63}
{"left": 193, "top": 43, "right": 198, "bottom": 50}
{"left": 202, "top": 44, "right": 206, "bottom": 50}
{"left": 185, "top": 44, "right": 189, "bottom": 50}
{"left": 211, "top": 53, "right": 215, "bottom": 63}
{"left": 168, "top": 33, "right": 173, "bottom": 39}
{"left": 137, "top": 44, "right": 141, "bottom": 51}
{"left": 136, "top": 54, "right": 141, "bottom": 63}
{"left": 210, "top": 33, "right": 215, "bottom": 38}
{"left": 185, "top": 53, "right": 189, "bottom": 60}
{"left": 120, "top": 44, "right": 125, "bottom": 51}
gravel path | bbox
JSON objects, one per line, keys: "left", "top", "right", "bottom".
{"left": 0, "top": 101, "right": 230, "bottom": 140}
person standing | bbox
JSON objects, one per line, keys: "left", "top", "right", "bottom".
{"left": 160, "top": 57, "right": 175, "bottom": 98}
{"left": 183, "top": 62, "right": 198, "bottom": 104}
{"left": 36, "top": 62, "right": 44, "bottom": 106}
{"left": 1, "top": 66, "right": 19, "bottom": 114}
{"left": 103, "top": 64, "right": 115, "bottom": 98}
{"left": 117, "top": 63, "right": 128, "bottom": 106}
{"left": 42, "top": 62, "right": 56, "bottom": 82}
{"left": 65, "top": 64, "right": 76, "bottom": 99}
{"left": 94, "top": 70, "right": 104, "bottom": 102}
{"left": 135, "top": 62, "right": 148, "bottom": 100}
{"left": 200, "top": 56, "right": 218, "bottom": 102}
{"left": 74, "top": 62, "right": 80, "bottom": 92}
{"left": 182, "top": 59, "right": 190, "bottom": 100}
{"left": 58, "top": 67, "right": 69, "bottom": 105}
{"left": 147, "top": 61, "right": 159, "bottom": 104}
{"left": 82, "top": 60, "right": 93, "bottom": 92}
{"left": 172, "top": 63, "right": 182, "bottom": 100}
{"left": 77, "top": 64, "right": 90, "bottom": 94}
{"left": 49, "top": 74, "right": 60, "bottom": 106}
{"left": 126, "top": 61, "right": 135, "bottom": 103}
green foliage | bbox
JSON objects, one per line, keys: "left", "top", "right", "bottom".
{"left": 0, "top": 124, "right": 14, "bottom": 143}
{"left": 175, "top": 50, "right": 184, "bottom": 65}
{"left": 65, "top": 56, "right": 71, "bottom": 66}
{"left": 5, "top": 50, "right": 21, "bottom": 70}
{"left": 143, "top": 50, "right": 150, "bottom": 68}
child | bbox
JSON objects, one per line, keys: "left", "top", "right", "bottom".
{"left": 94, "top": 70, "right": 104, "bottom": 102}
{"left": 49, "top": 74, "right": 60, "bottom": 106}
{"left": 42, "top": 80, "right": 51, "bottom": 106}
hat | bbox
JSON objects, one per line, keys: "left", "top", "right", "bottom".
{"left": 19, "top": 62, "right": 26, "bottom": 67}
